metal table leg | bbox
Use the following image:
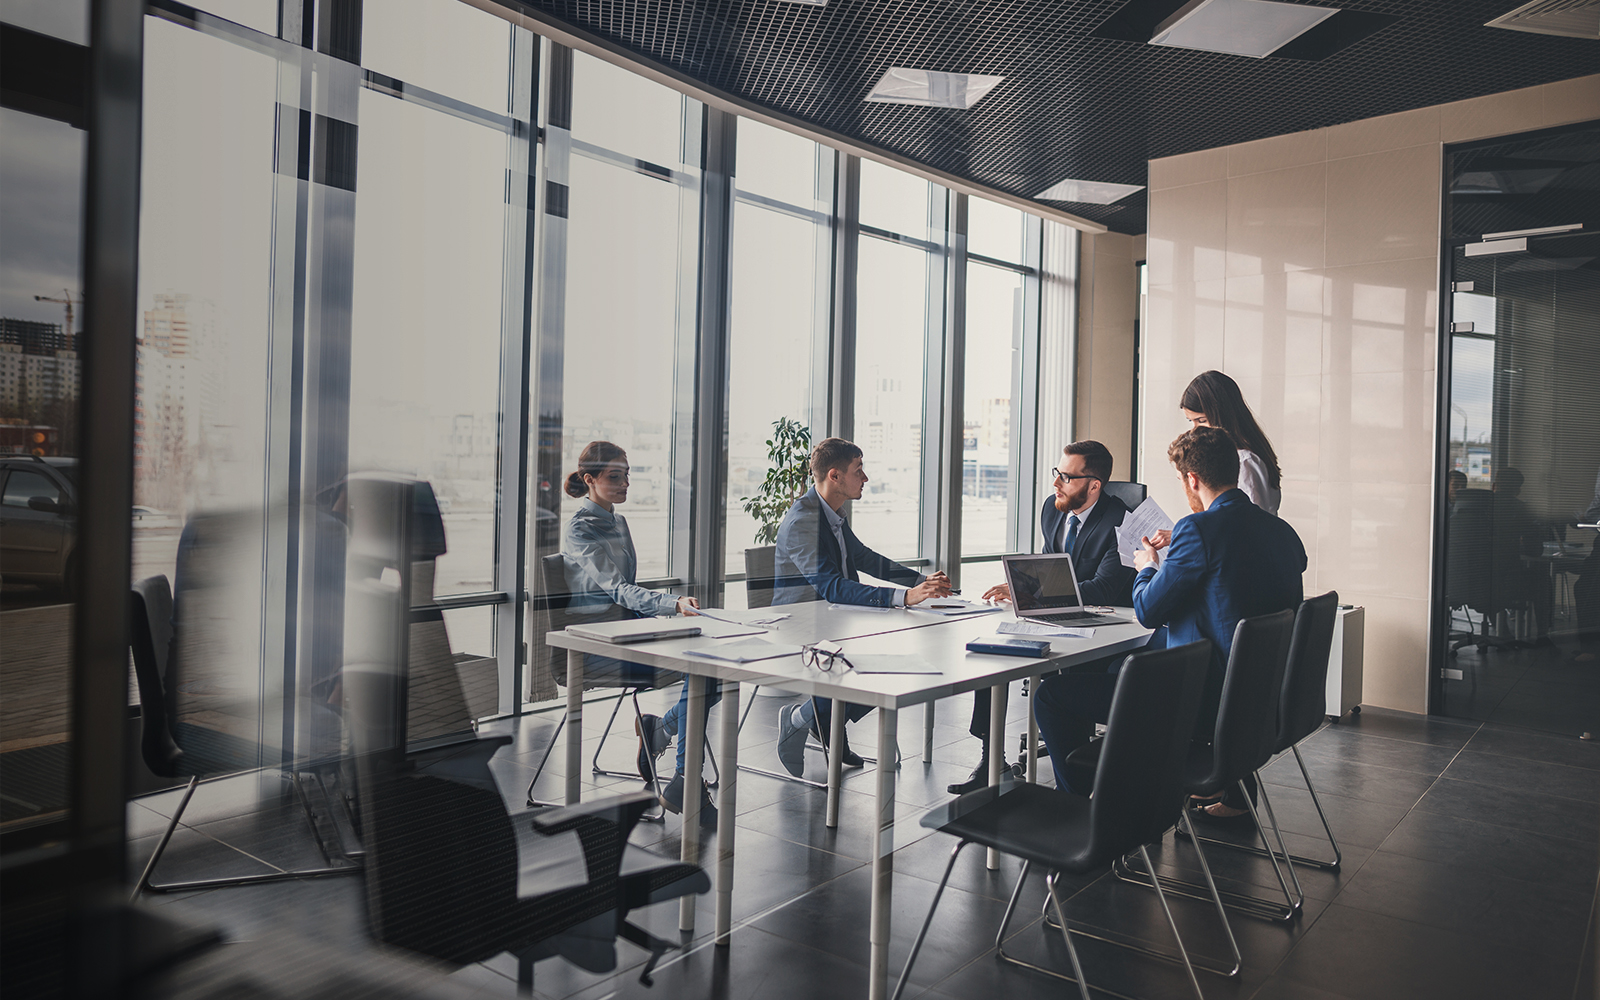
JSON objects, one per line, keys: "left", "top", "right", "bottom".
{"left": 1026, "top": 675, "right": 1040, "bottom": 784}
{"left": 987, "top": 680, "right": 1007, "bottom": 870}
{"left": 825, "top": 696, "right": 846, "bottom": 829}
{"left": 868, "top": 709, "right": 898, "bottom": 1000}
{"left": 715, "top": 681, "right": 740, "bottom": 945}
{"left": 923, "top": 701, "right": 935, "bottom": 763}
{"left": 680, "top": 678, "right": 708, "bottom": 933}
{"left": 565, "top": 650, "right": 584, "bottom": 806}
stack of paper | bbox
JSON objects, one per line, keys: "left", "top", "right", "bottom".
{"left": 696, "top": 608, "right": 791, "bottom": 626}
{"left": 998, "top": 620, "right": 1095, "bottom": 638}
{"left": 911, "top": 598, "right": 1002, "bottom": 617}
{"left": 683, "top": 637, "right": 803, "bottom": 663}
{"left": 1115, "top": 497, "right": 1175, "bottom": 568}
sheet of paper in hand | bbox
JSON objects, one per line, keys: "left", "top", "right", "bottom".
{"left": 1115, "top": 497, "right": 1175, "bottom": 569}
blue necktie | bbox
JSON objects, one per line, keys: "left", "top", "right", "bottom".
{"left": 1063, "top": 513, "right": 1080, "bottom": 556}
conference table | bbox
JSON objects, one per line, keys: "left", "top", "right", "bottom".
{"left": 546, "top": 600, "right": 1153, "bottom": 1000}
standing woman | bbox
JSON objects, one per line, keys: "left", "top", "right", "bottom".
{"left": 562, "top": 441, "right": 719, "bottom": 826}
{"left": 1179, "top": 371, "right": 1283, "bottom": 515}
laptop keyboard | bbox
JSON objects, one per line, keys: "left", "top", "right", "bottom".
{"left": 1025, "top": 611, "right": 1130, "bottom": 626}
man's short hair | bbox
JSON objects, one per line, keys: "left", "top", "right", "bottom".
{"left": 1063, "top": 440, "right": 1113, "bottom": 482}
{"left": 811, "top": 437, "right": 863, "bottom": 480}
{"left": 1167, "top": 426, "right": 1239, "bottom": 491}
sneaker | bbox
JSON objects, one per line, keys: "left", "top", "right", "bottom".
{"left": 658, "top": 773, "right": 718, "bottom": 830}
{"left": 777, "top": 702, "right": 814, "bottom": 777}
{"left": 635, "top": 713, "right": 669, "bottom": 780}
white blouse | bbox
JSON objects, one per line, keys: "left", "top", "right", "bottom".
{"left": 1238, "top": 449, "right": 1280, "bottom": 516}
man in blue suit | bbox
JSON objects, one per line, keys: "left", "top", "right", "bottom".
{"left": 771, "top": 437, "right": 952, "bottom": 773}
{"left": 945, "top": 440, "right": 1137, "bottom": 794}
{"left": 1034, "top": 425, "right": 1306, "bottom": 810}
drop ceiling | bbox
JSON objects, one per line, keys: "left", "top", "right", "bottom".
{"left": 486, "top": 0, "right": 1600, "bottom": 234}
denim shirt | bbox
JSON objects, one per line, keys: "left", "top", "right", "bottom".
{"left": 562, "top": 498, "right": 679, "bottom": 618}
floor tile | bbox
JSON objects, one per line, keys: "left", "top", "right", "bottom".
{"left": 1274, "top": 903, "right": 1578, "bottom": 1000}
{"left": 1261, "top": 751, "right": 1439, "bottom": 808}
{"left": 1295, "top": 732, "right": 1462, "bottom": 777}
{"left": 1376, "top": 808, "right": 1599, "bottom": 894}
{"left": 1440, "top": 748, "right": 1600, "bottom": 802}
{"left": 1412, "top": 774, "right": 1600, "bottom": 842}
{"left": 1466, "top": 722, "right": 1600, "bottom": 771}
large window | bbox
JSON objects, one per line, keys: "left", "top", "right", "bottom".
{"left": 724, "top": 120, "right": 830, "bottom": 579}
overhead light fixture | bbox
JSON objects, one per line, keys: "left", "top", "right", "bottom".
{"left": 864, "top": 68, "right": 1005, "bottom": 109}
{"left": 1033, "top": 178, "right": 1145, "bottom": 205}
{"left": 1150, "top": 0, "right": 1339, "bottom": 58}
{"left": 1486, "top": 0, "right": 1599, "bottom": 39}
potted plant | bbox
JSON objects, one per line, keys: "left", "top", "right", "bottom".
{"left": 738, "top": 419, "right": 811, "bottom": 609}
{"left": 738, "top": 417, "right": 812, "bottom": 545}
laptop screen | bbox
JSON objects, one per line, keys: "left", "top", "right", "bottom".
{"left": 1004, "top": 554, "right": 1083, "bottom": 614}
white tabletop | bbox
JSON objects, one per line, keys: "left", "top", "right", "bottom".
{"left": 546, "top": 600, "right": 1154, "bottom": 709}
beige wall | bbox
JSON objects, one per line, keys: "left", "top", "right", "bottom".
{"left": 1074, "top": 230, "right": 1142, "bottom": 475}
{"left": 1140, "top": 74, "right": 1600, "bottom": 713}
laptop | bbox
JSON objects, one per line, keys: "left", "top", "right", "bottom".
{"left": 1000, "top": 552, "right": 1131, "bottom": 627}
{"left": 566, "top": 618, "right": 702, "bottom": 644}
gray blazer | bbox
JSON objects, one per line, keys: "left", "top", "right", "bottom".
{"left": 562, "top": 498, "right": 679, "bottom": 618}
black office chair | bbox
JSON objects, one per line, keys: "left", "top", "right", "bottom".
{"left": 129, "top": 574, "right": 358, "bottom": 896}
{"left": 892, "top": 640, "right": 1222, "bottom": 1000}
{"left": 523, "top": 553, "right": 716, "bottom": 813}
{"left": 1096, "top": 609, "right": 1300, "bottom": 923}
{"left": 744, "top": 545, "right": 777, "bottom": 609}
{"left": 1101, "top": 481, "right": 1148, "bottom": 509}
{"left": 351, "top": 722, "right": 710, "bottom": 992}
{"left": 1184, "top": 593, "right": 1343, "bottom": 872}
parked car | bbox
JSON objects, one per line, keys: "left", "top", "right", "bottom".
{"left": 0, "top": 456, "right": 78, "bottom": 594}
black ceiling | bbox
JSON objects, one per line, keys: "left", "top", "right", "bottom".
{"left": 493, "top": 0, "right": 1600, "bottom": 234}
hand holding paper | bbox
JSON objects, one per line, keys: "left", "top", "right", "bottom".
{"left": 1115, "top": 498, "right": 1175, "bottom": 569}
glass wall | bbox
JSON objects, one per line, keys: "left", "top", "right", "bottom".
{"left": 1436, "top": 123, "right": 1600, "bottom": 737}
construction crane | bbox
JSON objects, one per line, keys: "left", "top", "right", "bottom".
{"left": 33, "top": 289, "right": 79, "bottom": 347}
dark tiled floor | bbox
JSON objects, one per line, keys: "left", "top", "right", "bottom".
{"left": 127, "top": 691, "right": 1600, "bottom": 1000}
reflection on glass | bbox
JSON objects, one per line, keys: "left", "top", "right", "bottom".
{"left": 853, "top": 236, "right": 929, "bottom": 560}
{"left": 184, "top": 0, "right": 277, "bottom": 34}
{"left": 859, "top": 158, "right": 930, "bottom": 238}
{"left": 561, "top": 155, "right": 693, "bottom": 579}
{"left": 967, "top": 196, "right": 1025, "bottom": 263}
{"left": 361, "top": 0, "right": 513, "bottom": 112}
{"left": 962, "top": 262, "right": 1024, "bottom": 555}
{"left": 735, "top": 118, "right": 821, "bottom": 208}
{"left": 0, "top": 98, "right": 83, "bottom": 832}
{"left": 0, "top": 0, "right": 89, "bottom": 42}
{"left": 350, "top": 90, "right": 509, "bottom": 598}
{"left": 571, "top": 51, "right": 685, "bottom": 166}
{"left": 132, "top": 19, "right": 278, "bottom": 766}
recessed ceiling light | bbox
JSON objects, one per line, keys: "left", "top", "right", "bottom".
{"left": 865, "top": 68, "right": 1005, "bottom": 109}
{"left": 1150, "top": 0, "right": 1339, "bottom": 58}
{"left": 1033, "top": 178, "right": 1145, "bottom": 205}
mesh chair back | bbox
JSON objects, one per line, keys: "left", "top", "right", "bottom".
{"left": 1276, "top": 592, "right": 1340, "bottom": 752}
{"left": 1100, "top": 482, "right": 1148, "bottom": 509}
{"left": 1085, "top": 640, "right": 1212, "bottom": 859}
{"left": 1201, "top": 609, "right": 1295, "bottom": 787}
{"left": 130, "top": 575, "right": 184, "bottom": 777}
{"left": 745, "top": 546, "right": 778, "bottom": 609}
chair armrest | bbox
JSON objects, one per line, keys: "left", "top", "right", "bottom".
{"left": 529, "top": 790, "right": 657, "bottom": 836}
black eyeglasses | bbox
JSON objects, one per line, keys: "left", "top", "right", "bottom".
{"left": 801, "top": 643, "right": 854, "bottom": 672}
{"left": 1053, "top": 470, "right": 1102, "bottom": 484}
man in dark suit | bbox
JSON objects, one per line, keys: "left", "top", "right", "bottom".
{"left": 1035, "top": 425, "right": 1306, "bottom": 813}
{"left": 945, "top": 440, "right": 1137, "bottom": 794}
{"left": 771, "top": 437, "right": 953, "bottom": 773}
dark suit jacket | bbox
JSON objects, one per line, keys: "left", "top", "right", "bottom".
{"left": 772, "top": 488, "right": 924, "bottom": 607}
{"left": 1039, "top": 493, "right": 1136, "bottom": 607}
{"left": 1133, "top": 489, "right": 1307, "bottom": 729}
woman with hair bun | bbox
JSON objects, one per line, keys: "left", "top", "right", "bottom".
{"left": 562, "top": 440, "right": 718, "bottom": 827}
{"left": 1179, "top": 371, "right": 1283, "bottom": 516}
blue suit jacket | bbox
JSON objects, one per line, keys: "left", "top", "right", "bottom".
{"left": 1039, "top": 493, "right": 1136, "bottom": 607}
{"left": 1133, "top": 489, "right": 1307, "bottom": 729}
{"left": 772, "top": 488, "right": 924, "bottom": 607}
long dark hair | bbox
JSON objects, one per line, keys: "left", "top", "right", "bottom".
{"left": 1179, "top": 371, "right": 1281, "bottom": 490}
{"left": 565, "top": 440, "right": 627, "bottom": 498}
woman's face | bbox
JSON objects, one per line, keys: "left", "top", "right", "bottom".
{"left": 1181, "top": 407, "right": 1210, "bottom": 430}
{"left": 586, "top": 461, "right": 630, "bottom": 506}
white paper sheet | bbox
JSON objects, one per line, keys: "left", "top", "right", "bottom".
{"left": 683, "top": 638, "right": 804, "bottom": 663}
{"left": 909, "top": 598, "right": 1003, "bottom": 617}
{"left": 1115, "top": 497, "right": 1175, "bottom": 568}
{"left": 845, "top": 654, "right": 942, "bottom": 675}
{"left": 997, "top": 620, "right": 1095, "bottom": 638}
{"left": 695, "top": 607, "right": 791, "bottom": 626}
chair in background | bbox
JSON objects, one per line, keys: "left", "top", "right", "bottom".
{"left": 129, "top": 574, "right": 360, "bottom": 896}
{"left": 892, "top": 640, "right": 1229, "bottom": 1000}
{"left": 1093, "top": 609, "right": 1300, "bottom": 923}
{"left": 1100, "top": 481, "right": 1148, "bottom": 510}
{"left": 1183, "top": 592, "right": 1343, "bottom": 872}
{"left": 522, "top": 553, "right": 716, "bottom": 814}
